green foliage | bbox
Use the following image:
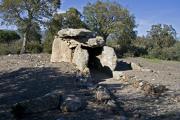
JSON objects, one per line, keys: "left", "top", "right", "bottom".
{"left": 147, "top": 24, "right": 176, "bottom": 48}
{"left": 130, "top": 24, "right": 179, "bottom": 61}
{"left": 147, "top": 42, "right": 180, "bottom": 61}
{"left": 43, "top": 32, "right": 54, "bottom": 53}
{"left": 0, "top": 0, "right": 61, "bottom": 53}
{"left": 26, "top": 41, "right": 43, "bottom": 53}
{"left": 0, "top": 30, "right": 20, "bottom": 43}
{"left": 83, "top": 0, "right": 136, "bottom": 58}
{"left": 43, "top": 7, "right": 86, "bottom": 53}
{"left": 83, "top": 0, "right": 136, "bottom": 40}
{"left": 24, "top": 22, "right": 42, "bottom": 43}
{"left": 62, "top": 8, "right": 87, "bottom": 29}
{"left": 0, "top": 41, "right": 21, "bottom": 55}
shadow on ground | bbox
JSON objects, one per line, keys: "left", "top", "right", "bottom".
{"left": 0, "top": 67, "right": 118, "bottom": 120}
{"left": 0, "top": 67, "right": 78, "bottom": 106}
{"left": 115, "top": 60, "right": 132, "bottom": 71}
{"left": 0, "top": 67, "right": 179, "bottom": 120}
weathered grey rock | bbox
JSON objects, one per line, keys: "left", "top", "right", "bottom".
{"left": 86, "top": 36, "right": 105, "bottom": 47}
{"left": 68, "top": 39, "right": 79, "bottom": 48}
{"left": 131, "top": 62, "right": 142, "bottom": 71}
{"left": 113, "top": 71, "right": 124, "bottom": 80}
{"left": 154, "top": 85, "right": 167, "bottom": 94}
{"left": 107, "top": 100, "right": 116, "bottom": 107}
{"left": 96, "top": 86, "right": 111, "bottom": 102}
{"left": 11, "top": 91, "right": 62, "bottom": 115}
{"left": 58, "top": 28, "right": 93, "bottom": 38}
{"left": 60, "top": 95, "right": 85, "bottom": 112}
{"left": 51, "top": 38, "right": 73, "bottom": 62}
{"left": 72, "top": 45, "right": 89, "bottom": 71}
{"left": 98, "top": 46, "right": 117, "bottom": 71}
{"left": 141, "top": 68, "right": 153, "bottom": 72}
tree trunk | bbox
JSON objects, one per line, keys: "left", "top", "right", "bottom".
{"left": 20, "top": 32, "right": 27, "bottom": 54}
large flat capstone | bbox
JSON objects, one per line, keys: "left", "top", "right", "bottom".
{"left": 58, "top": 28, "right": 94, "bottom": 38}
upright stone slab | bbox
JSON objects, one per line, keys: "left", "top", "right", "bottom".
{"left": 98, "top": 46, "right": 117, "bottom": 71}
{"left": 72, "top": 44, "right": 89, "bottom": 71}
{"left": 51, "top": 38, "right": 72, "bottom": 63}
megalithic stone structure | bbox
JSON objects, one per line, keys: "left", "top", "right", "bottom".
{"left": 51, "top": 28, "right": 118, "bottom": 76}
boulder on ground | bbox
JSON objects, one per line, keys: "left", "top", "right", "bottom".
{"left": 11, "top": 91, "right": 62, "bottom": 116}
{"left": 131, "top": 62, "right": 142, "bottom": 71}
{"left": 96, "top": 86, "right": 111, "bottom": 102}
{"left": 51, "top": 38, "right": 73, "bottom": 63}
{"left": 58, "top": 28, "right": 94, "bottom": 38}
{"left": 60, "top": 95, "right": 85, "bottom": 112}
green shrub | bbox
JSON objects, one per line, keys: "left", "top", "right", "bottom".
{"left": 0, "top": 30, "right": 20, "bottom": 43}
{"left": 43, "top": 32, "right": 54, "bottom": 53}
{"left": 146, "top": 42, "right": 180, "bottom": 61}
{"left": 26, "top": 41, "right": 43, "bottom": 53}
{"left": 0, "top": 40, "right": 21, "bottom": 55}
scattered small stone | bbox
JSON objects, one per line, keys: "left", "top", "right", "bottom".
{"left": 173, "top": 95, "right": 180, "bottom": 103}
{"left": 132, "top": 80, "right": 141, "bottom": 88}
{"left": 60, "top": 95, "right": 85, "bottom": 112}
{"left": 133, "top": 113, "right": 141, "bottom": 118}
{"left": 141, "top": 68, "right": 153, "bottom": 72}
{"left": 96, "top": 86, "right": 111, "bottom": 102}
{"left": 154, "top": 85, "right": 168, "bottom": 94}
{"left": 107, "top": 100, "right": 116, "bottom": 108}
{"left": 131, "top": 62, "right": 142, "bottom": 71}
{"left": 113, "top": 71, "right": 124, "bottom": 80}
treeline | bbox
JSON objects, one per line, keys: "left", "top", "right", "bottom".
{"left": 133, "top": 24, "right": 180, "bottom": 61}
{"left": 0, "top": 0, "right": 179, "bottom": 61}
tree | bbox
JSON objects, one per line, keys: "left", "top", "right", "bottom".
{"left": 0, "top": 30, "right": 20, "bottom": 44}
{"left": 62, "top": 8, "right": 87, "bottom": 29}
{"left": 83, "top": 0, "right": 136, "bottom": 41}
{"left": 0, "top": 0, "right": 61, "bottom": 53}
{"left": 18, "top": 22, "right": 42, "bottom": 43}
{"left": 43, "top": 8, "right": 86, "bottom": 53}
{"left": 147, "top": 24, "right": 176, "bottom": 48}
{"left": 47, "top": 7, "right": 86, "bottom": 33}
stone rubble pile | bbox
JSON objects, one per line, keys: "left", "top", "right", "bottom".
{"left": 113, "top": 72, "right": 168, "bottom": 95}
{"left": 51, "top": 28, "right": 118, "bottom": 76}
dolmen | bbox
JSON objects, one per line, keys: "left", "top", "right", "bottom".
{"left": 51, "top": 28, "right": 118, "bottom": 77}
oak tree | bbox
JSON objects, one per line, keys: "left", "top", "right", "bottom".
{"left": 0, "top": 0, "right": 61, "bottom": 53}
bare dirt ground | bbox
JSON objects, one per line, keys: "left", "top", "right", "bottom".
{"left": 0, "top": 54, "right": 180, "bottom": 120}
{"left": 120, "top": 57, "right": 180, "bottom": 91}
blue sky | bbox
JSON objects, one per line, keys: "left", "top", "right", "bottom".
{"left": 60, "top": 0, "right": 180, "bottom": 37}
{"left": 0, "top": 0, "right": 180, "bottom": 37}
